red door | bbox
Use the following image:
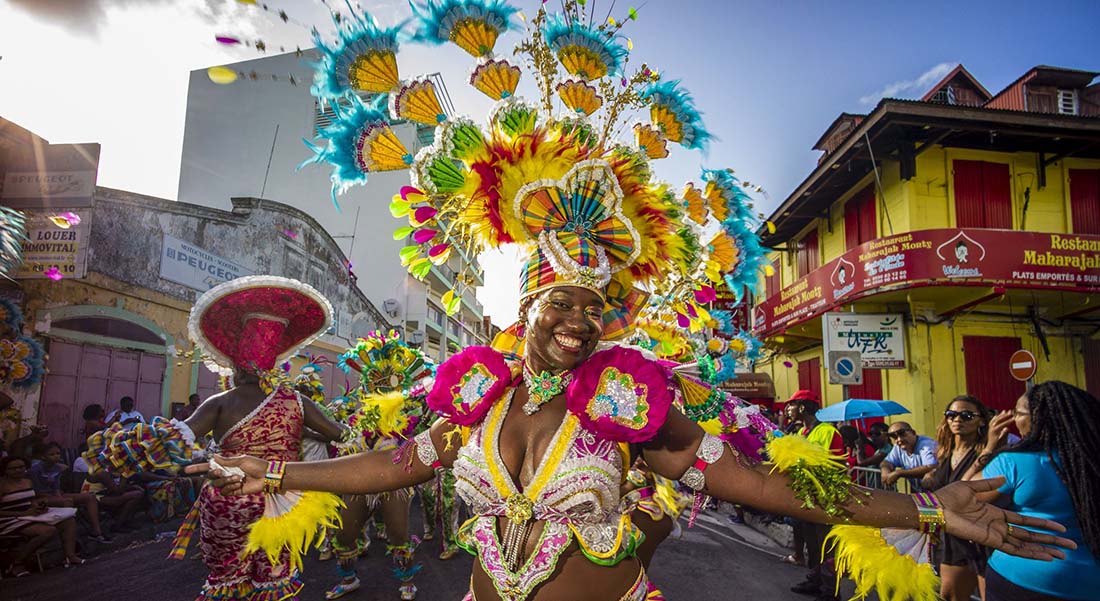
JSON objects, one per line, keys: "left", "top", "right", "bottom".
{"left": 962, "top": 336, "right": 1026, "bottom": 411}
{"left": 38, "top": 340, "right": 166, "bottom": 448}
{"left": 846, "top": 368, "right": 885, "bottom": 427}
{"left": 1070, "top": 169, "right": 1100, "bottom": 235}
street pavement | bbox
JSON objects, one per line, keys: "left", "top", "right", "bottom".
{"left": 0, "top": 509, "right": 861, "bottom": 600}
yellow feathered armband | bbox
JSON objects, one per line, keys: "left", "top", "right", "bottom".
{"left": 826, "top": 526, "right": 939, "bottom": 601}
{"left": 765, "top": 434, "right": 862, "bottom": 516}
{"left": 766, "top": 435, "right": 939, "bottom": 601}
{"left": 244, "top": 490, "right": 344, "bottom": 573}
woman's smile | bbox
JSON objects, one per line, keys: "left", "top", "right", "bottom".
{"left": 553, "top": 333, "right": 586, "bottom": 353}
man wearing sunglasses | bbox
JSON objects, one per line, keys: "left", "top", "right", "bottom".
{"left": 880, "top": 422, "right": 938, "bottom": 491}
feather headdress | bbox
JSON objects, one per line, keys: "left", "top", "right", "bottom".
{"left": 296, "top": 0, "right": 767, "bottom": 340}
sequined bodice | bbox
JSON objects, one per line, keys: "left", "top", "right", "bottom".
{"left": 218, "top": 389, "right": 303, "bottom": 461}
{"left": 454, "top": 389, "right": 626, "bottom": 524}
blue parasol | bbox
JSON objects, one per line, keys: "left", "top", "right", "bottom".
{"left": 815, "top": 399, "right": 911, "bottom": 423}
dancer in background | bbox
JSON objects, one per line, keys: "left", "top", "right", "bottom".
{"left": 87, "top": 276, "right": 346, "bottom": 600}
{"left": 325, "top": 332, "right": 434, "bottom": 600}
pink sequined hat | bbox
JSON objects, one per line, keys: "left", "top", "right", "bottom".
{"left": 187, "top": 276, "right": 334, "bottom": 375}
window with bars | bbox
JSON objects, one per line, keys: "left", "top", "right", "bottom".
{"left": 1058, "top": 89, "right": 1079, "bottom": 115}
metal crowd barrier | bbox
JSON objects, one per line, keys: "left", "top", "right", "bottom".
{"left": 848, "top": 466, "right": 912, "bottom": 494}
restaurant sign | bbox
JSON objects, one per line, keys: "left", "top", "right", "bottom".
{"left": 753, "top": 229, "right": 1100, "bottom": 337}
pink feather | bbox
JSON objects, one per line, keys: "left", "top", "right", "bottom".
{"left": 566, "top": 346, "right": 672, "bottom": 443}
{"left": 427, "top": 346, "right": 514, "bottom": 425}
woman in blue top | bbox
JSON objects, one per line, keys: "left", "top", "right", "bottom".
{"left": 973, "top": 381, "right": 1100, "bottom": 601}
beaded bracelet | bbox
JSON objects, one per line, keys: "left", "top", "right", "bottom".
{"left": 912, "top": 491, "right": 945, "bottom": 537}
{"left": 263, "top": 460, "right": 286, "bottom": 495}
{"left": 681, "top": 433, "right": 724, "bottom": 492}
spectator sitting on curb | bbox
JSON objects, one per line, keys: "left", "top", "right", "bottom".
{"left": 106, "top": 397, "right": 145, "bottom": 427}
{"left": 30, "top": 442, "right": 113, "bottom": 543}
{"left": 82, "top": 404, "right": 106, "bottom": 439}
{"left": 1, "top": 455, "right": 84, "bottom": 575}
{"left": 880, "top": 421, "right": 938, "bottom": 491}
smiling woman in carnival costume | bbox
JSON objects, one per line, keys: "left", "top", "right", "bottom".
{"left": 194, "top": 1, "right": 1077, "bottom": 600}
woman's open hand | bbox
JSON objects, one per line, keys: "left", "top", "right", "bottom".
{"left": 937, "top": 477, "right": 1076, "bottom": 560}
{"left": 184, "top": 454, "right": 267, "bottom": 496}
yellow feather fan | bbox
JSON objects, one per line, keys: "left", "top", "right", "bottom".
{"left": 633, "top": 123, "right": 669, "bottom": 160}
{"left": 245, "top": 491, "right": 344, "bottom": 573}
{"left": 557, "top": 79, "right": 603, "bottom": 115}
{"left": 470, "top": 58, "right": 521, "bottom": 100}
{"left": 826, "top": 526, "right": 940, "bottom": 601}
{"left": 680, "top": 183, "right": 707, "bottom": 224}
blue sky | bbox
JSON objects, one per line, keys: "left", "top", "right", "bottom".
{"left": 2, "top": 0, "right": 1097, "bottom": 322}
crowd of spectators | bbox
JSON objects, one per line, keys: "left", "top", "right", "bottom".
{"left": 772, "top": 381, "right": 1099, "bottom": 601}
{"left": 0, "top": 395, "right": 202, "bottom": 579}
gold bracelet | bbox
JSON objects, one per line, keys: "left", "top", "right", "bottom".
{"left": 912, "top": 491, "right": 945, "bottom": 537}
{"left": 263, "top": 460, "right": 286, "bottom": 495}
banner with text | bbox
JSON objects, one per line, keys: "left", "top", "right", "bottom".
{"left": 159, "top": 235, "right": 252, "bottom": 291}
{"left": 13, "top": 213, "right": 91, "bottom": 279}
{"left": 753, "top": 229, "right": 1100, "bottom": 336}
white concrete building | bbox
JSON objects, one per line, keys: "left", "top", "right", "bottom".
{"left": 178, "top": 51, "right": 489, "bottom": 360}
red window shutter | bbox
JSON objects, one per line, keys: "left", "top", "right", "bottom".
{"left": 1070, "top": 169, "right": 1100, "bottom": 235}
{"left": 845, "top": 186, "right": 876, "bottom": 250}
{"left": 798, "top": 229, "right": 819, "bottom": 277}
{"left": 954, "top": 160, "right": 986, "bottom": 227}
{"left": 859, "top": 190, "right": 877, "bottom": 243}
{"left": 797, "top": 357, "right": 822, "bottom": 400}
{"left": 962, "top": 336, "right": 1026, "bottom": 411}
{"left": 983, "top": 162, "right": 1012, "bottom": 229}
{"left": 765, "top": 267, "right": 780, "bottom": 298}
{"left": 845, "top": 199, "right": 861, "bottom": 250}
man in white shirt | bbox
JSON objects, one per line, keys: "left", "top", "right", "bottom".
{"left": 106, "top": 396, "right": 146, "bottom": 426}
{"left": 880, "top": 421, "right": 938, "bottom": 491}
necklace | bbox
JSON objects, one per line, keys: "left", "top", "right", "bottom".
{"left": 521, "top": 364, "right": 573, "bottom": 415}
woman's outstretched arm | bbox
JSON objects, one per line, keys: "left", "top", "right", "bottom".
{"left": 186, "top": 419, "right": 457, "bottom": 496}
{"left": 642, "top": 408, "right": 1075, "bottom": 561}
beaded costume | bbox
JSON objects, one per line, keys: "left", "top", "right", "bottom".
{"left": 206, "top": 1, "right": 949, "bottom": 599}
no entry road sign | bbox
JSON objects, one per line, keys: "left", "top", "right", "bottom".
{"left": 1009, "top": 349, "right": 1037, "bottom": 382}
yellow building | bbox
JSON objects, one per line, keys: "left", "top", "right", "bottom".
{"left": 753, "top": 65, "right": 1100, "bottom": 436}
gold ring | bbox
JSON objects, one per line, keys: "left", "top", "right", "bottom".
{"left": 1006, "top": 525, "right": 1016, "bottom": 536}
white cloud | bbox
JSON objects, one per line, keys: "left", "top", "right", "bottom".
{"left": 859, "top": 62, "right": 957, "bottom": 105}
